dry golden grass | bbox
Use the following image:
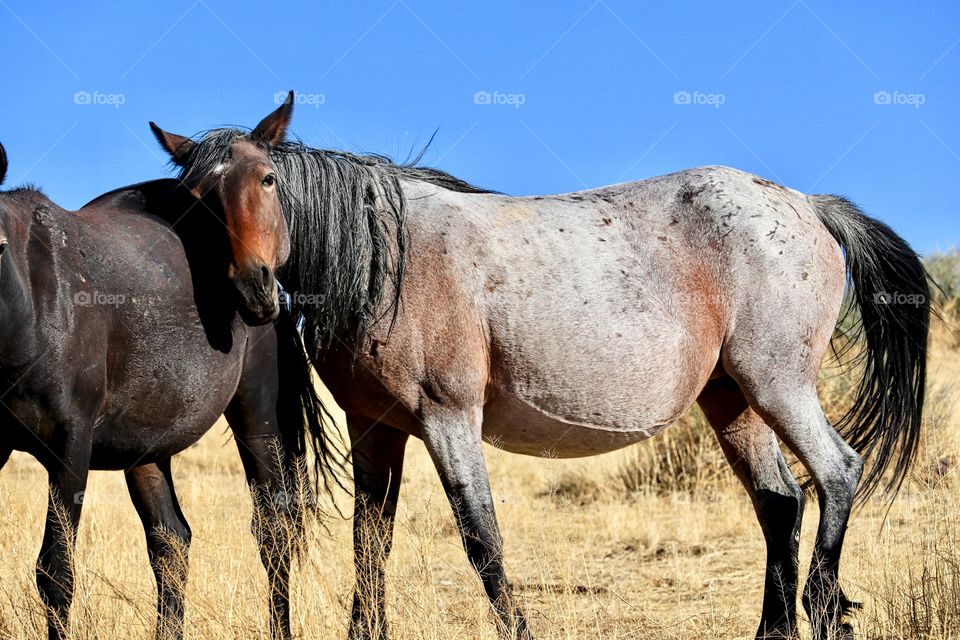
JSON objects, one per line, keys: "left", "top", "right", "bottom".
{"left": 0, "top": 310, "right": 957, "bottom": 639}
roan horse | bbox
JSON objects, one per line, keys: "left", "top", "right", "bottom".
{"left": 151, "top": 95, "right": 930, "bottom": 640}
{"left": 0, "top": 123, "right": 334, "bottom": 640}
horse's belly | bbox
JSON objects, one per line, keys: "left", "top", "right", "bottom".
{"left": 482, "top": 311, "right": 716, "bottom": 458}
{"left": 481, "top": 392, "right": 669, "bottom": 457}
{"left": 91, "top": 392, "right": 231, "bottom": 468}
{"left": 90, "top": 341, "right": 244, "bottom": 468}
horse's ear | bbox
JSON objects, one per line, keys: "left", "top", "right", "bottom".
{"left": 0, "top": 143, "right": 6, "bottom": 186}
{"left": 149, "top": 122, "right": 195, "bottom": 166}
{"left": 251, "top": 91, "right": 293, "bottom": 147}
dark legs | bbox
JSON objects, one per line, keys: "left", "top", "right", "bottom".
{"left": 344, "top": 409, "right": 529, "bottom": 640}
{"left": 224, "top": 323, "right": 304, "bottom": 640}
{"left": 125, "top": 461, "right": 192, "bottom": 640}
{"left": 743, "top": 386, "right": 862, "bottom": 640}
{"left": 723, "top": 320, "right": 864, "bottom": 640}
{"left": 347, "top": 417, "right": 408, "bottom": 640}
{"left": 37, "top": 426, "right": 92, "bottom": 640}
{"left": 419, "top": 408, "right": 531, "bottom": 640}
{"left": 226, "top": 409, "right": 297, "bottom": 640}
{"left": 699, "top": 377, "right": 804, "bottom": 640}
{"left": 794, "top": 422, "right": 863, "bottom": 640}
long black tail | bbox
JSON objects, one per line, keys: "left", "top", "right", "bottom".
{"left": 811, "top": 195, "right": 930, "bottom": 500}
{"left": 275, "top": 308, "right": 349, "bottom": 509}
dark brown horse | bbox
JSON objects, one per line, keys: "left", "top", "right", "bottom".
{"left": 0, "top": 113, "right": 334, "bottom": 640}
{"left": 152, "top": 95, "right": 930, "bottom": 640}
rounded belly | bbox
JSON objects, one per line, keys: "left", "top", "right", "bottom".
{"left": 481, "top": 392, "right": 673, "bottom": 458}
{"left": 90, "top": 355, "right": 244, "bottom": 468}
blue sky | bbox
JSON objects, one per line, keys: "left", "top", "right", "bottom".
{"left": 0, "top": 1, "right": 957, "bottom": 253}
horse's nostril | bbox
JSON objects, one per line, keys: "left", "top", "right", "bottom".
{"left": 259, "top": 264, "right": 271, "bottom": 287}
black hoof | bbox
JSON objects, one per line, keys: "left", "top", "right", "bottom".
{"left": 839, "top": 621, "right": 855, "bottom": 640}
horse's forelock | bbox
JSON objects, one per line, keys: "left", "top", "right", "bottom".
{"left": 177, "top": 128, "right": 246, "bottom": 187}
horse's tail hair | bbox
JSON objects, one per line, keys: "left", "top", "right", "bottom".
{"left": 810, "top": 194, "right": 930, "bottom": 501}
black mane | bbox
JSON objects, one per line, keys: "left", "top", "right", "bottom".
{"left": 179, "top": 128, "right": 493, "bottom": 355}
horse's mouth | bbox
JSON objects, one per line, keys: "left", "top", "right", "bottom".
{"left": 233, "top": 278, "right": 279, "bottom": 326}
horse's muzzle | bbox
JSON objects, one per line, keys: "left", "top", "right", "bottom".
{"left": 232, "top": 264, "right": 280, "bottom": 326}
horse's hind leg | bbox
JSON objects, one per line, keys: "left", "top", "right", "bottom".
{"left": 125, "top": 460, "right": 191, "bottom": 640}
{"left": 698, "top": 376, "right": 804, "bottom": 640}
{"left": 739, "top": 380, "right": 861, "bottom": 640}
{"left": 724, "top": 323, "right": 862, "bottom": 638}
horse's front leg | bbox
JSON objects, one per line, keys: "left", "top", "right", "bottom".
{"left": 125, "top": 461, "right": 192, "bottom": 640}
{"left": 36, "top": 424, "right": 92, "bottom": 640}
{"left": 347, "top": 417, "right": 408, "bottom": 640}
{"left": 419, "top": 405, "right": 532, "bottom": 640}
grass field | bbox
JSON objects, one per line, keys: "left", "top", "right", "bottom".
{"left": 0, "top": 273, "right": 957, "bottom": 639}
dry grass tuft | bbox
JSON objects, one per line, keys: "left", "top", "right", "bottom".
{"left": 613, "top": 409, "right": 728, "bottom": 497}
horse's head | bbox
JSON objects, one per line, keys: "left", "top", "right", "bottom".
{"left": 149, "top": 93, "right": 294, "bottom": 325}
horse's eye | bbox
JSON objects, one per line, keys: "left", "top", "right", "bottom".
{"left": 223, "top": 147, "right": 233, "bottom": 160}
{"left": 261, "top": 174, "right": 276, "bottom": 187}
